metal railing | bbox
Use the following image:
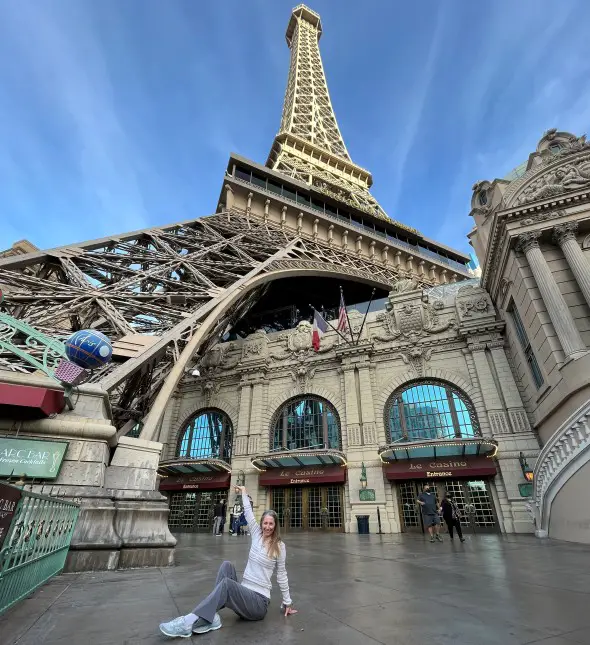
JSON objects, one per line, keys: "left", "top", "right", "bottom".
{"left": 0, "top": 484, "right": 79, "bottom": 615}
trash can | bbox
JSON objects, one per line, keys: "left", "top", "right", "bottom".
{"left": 356, "top": 515, "right": 370, "bottom": 534}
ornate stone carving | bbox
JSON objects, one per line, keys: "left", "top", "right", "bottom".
{"left": 288, "top": 320, "right": 313, "bottom": 353}
{"left": 516, "top": 231, "right": 542, "bottom": 254}
{"left": 520, "top": 210, "right": 566, "bottom": 226}
{"left": 290, "top": 363, "right": 317, "bottom": 393}
{"left": 455, "top": 285, "right": 492, "bottom": 320}
{"left": 553, "top": 221, "right": 578, "bottom": 245}
{"left": 391, "top": 277, "right": 419, "bottom": 294}
{"left": 488, "top": 410, "right": 511, "bottom": 435}
{"left": 398, "top": 344, "right": 433, "bottom": 377}
{"left": 201, "top": 380, "right": 221, "bottom": 403}
{"left": 362, "top": 422, "right": 377, "bottom": 445}
{"left": 499, "top": 278, "right": 512, "bottom": 298}
{"left": 347, "top": 424, "right": 362, "bottom": 446}
{"left": 514, "top": 154, "right": 590, "bottom": 205}
{"left": 199, "top": 343, "right": 240, "bottom": 374}
{"left": 375, "top": 297, "right": 454, "bottom": 342}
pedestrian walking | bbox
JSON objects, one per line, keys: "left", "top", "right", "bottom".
{"left": 212, "top": 498, "right": 225, "bottom": 536}
{"left": 441, "top": 493, "right": 465, "bottom": 542}
{"left": 159, "top": 486, "right": 297, "bottom": 638}
{"left": 417, "top": 483, "right": 443, "bottom": 542}
{"left": 231, "top": 498, "right": 242, "bottom": 536}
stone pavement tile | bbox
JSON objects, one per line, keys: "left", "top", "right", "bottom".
{"left": 12, "top": 596, "right": 180, "bottom": 645}
{"left": 525, "top": 638, "right": 588, "bottom": 645}
{"left": 556, "top": 628, "right": 590, "bottom": 643}
{"left": 0, "top": 580, "right": 71, "bottom": 644}
{"left": 321, "top": 597, "right": 556, "bottom": 645}
{"left": 49, "top": 576, "right": 171, "bottom": 609}
{"left": 429, "top": 585, "right": 590, "bottom": 634}
{"left": 200, "top": 602, "right": 386, "bottom": 645}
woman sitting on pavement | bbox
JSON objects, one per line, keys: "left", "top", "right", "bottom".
{"left": 159, "top": 486, "right": 297, "bottom": 638}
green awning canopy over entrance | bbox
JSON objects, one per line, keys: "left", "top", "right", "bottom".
{"left": 251, "top": 449, "right": 347, "bottom": 471}
{"left": 157, "top": 458, "right": 232, "bottom": 477}
{"left": 378, "top": 438, "right": 498, "bottom": 463}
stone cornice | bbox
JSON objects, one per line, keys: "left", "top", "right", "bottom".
{"left": 481, "top": 190, "right": 590, "bottom": 296}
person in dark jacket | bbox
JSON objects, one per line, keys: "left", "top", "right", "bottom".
{"left": 441, "top": 493, "right": 465, "bottom": 542}
{"left": 213, "top": 498, "right": 225, "bottom": 536}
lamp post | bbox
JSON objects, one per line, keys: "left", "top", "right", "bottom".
{"left": 518, "top": 452, "right": 534, "bottom": 497}
{"left": 358, "top": 462, "right": 375, "bottom": 501}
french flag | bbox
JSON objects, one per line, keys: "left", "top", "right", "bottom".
{"left": 312, "top": 310, "right": 328, "bottom": 352}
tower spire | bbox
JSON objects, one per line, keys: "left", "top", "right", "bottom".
{"left": 267, "top": 4, "right": 389, "bottom": 222}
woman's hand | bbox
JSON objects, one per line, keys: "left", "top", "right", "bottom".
{"left": 235, "top": 485, "right": 246, "bottom": 494}
{"left": 284, "top": 605, "right": 298, "bottom": 616}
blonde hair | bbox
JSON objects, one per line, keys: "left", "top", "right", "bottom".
{"left": 260, "top": 510, "right": 282, "bottom": 559}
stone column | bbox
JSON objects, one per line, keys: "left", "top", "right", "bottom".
{"left": 235, "top": 380, "right": 252, "bottom": 457}
{"left": 248, "top": 377, "right": 267, "bottom": 455}
{"left": 469, "top": 342, "right": 511, "bottom": 435}
{"left": 357, "top": 366, "right": 377, "bottom": 445}
{"left": 341, "top": 364, "right": 361, "bottom": 449}
{"left": 553, "top": 222, "right": 590, "bottom": 310}
{"left": 517, "top": 232, "right": 587, "bottom": 360}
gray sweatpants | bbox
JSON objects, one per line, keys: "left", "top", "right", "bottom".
{"left": 192, "top": 561, "right": 269, "bottom": 623}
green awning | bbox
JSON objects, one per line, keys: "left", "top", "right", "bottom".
{"left": 157, "top": 458, "right": 232, "bottom": 476}
{"left": 378, "top": 438, "right": 498, "bottom": 463}
{"left": 251, "top": 449, "right": 347, "bottom": 471}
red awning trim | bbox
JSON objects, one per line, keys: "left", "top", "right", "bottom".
{"left": 259, "top": 464, "right": 347, "bottom": 487}
{"left": 384, "top": 456, "right": 497, "bottom": 481}
{"left": 0, "top": 383, "right": 65, "bottom": 417}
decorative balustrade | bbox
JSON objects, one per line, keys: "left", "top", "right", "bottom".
{"left": 533, "top": 399, "right": 590, "bottom": 537}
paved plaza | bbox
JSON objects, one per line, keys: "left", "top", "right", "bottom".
{"left": 2, "top": 532, "right": 590, "bottom": 645}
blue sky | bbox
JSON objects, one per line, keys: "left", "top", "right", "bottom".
{"left": 1, "top": 0, "right": 589, "bottom": 256}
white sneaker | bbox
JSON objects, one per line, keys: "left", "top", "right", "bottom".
{"left": 192, "top": 613, "right": 222, "bottom": 634}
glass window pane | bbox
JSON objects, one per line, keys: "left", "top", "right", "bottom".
{"left": 177, "top": 410, "right": 233, "bottom": 463}
{"left": 235, "top": 168, "right": 251, "bottom": 183}
{"left": 388, "top": 381, "right": 478, "bottom": 442}
{"left": 273, "top": 397, "right": 340, "bottom": 451}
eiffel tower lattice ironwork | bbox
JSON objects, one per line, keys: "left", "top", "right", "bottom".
{"left": 266, "top": 4, "right": 413, "bottom": 232}
{"left": 0, "top": 211, "right": 412, "bottom": 434}
{"left": 0, "top": 4, "right": 467, "bottom": 440}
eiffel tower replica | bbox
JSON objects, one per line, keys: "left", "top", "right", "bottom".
{"left": 0, "top": 4, "right": 471, "bottom": 439}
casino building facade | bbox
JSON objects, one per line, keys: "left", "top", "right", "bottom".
{"left": 156, "top": 272, "right": 536, "bottom": 536}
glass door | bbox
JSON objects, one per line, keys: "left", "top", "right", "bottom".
{"left": 269, "top": 486, "right": 344, "bottom": 532}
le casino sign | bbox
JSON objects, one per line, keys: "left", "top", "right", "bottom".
{"left": 259, "top": 465, "right": 347, "bottom": 487}
{"left": 384, "top": 456, "right": 497, "bottom": 481}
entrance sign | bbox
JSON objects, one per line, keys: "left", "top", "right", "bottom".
{"left": 0, "top": 437, "right": 68, "bottom": 479}
{"left": 159, "top": 471, "right": 231, "bottom": 491}
{"left": 259, "top": 465, "right": 346, "bottom": 487}
{"left": 384, "top": 456, "right": 496, "bottom": 481}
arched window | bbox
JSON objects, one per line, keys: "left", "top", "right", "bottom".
{"left": 385, "top": 381, "right": 479, "bottom": 443}
{"left": 176, "top": 409, "right": 233, "bottom": 462}
{"left": 272, "top": 397, "right": 341, "bottom": 452}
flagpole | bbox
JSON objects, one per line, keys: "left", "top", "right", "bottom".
{"left": 355, "top": 288, "right": 376, "bottom": 345}
{"left": 309, "top": 305, "right": 351, "bottom": 346}
{"left": 340, "top": 285, "right": 354, "bottom": 346}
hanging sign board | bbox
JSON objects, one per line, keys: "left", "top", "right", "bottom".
{"left": 0, "top": 437, "right": 69, "bottom": 479}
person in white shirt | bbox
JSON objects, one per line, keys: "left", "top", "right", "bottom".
{"left": 159, "top": 486, "right": 297, "bottom": 638}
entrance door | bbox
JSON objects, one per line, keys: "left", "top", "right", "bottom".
{"left": 167, "top": 491, "right": 215, "bottom": 533}
{"left": 397, "top": 479, "right": 498, "bottom": 534}
{"left": 270, "top": 486, "right": 344, "bottom": 532}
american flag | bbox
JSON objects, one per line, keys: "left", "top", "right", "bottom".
{"left": 337, "top": 292, "right": 348, "bottom": 333}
